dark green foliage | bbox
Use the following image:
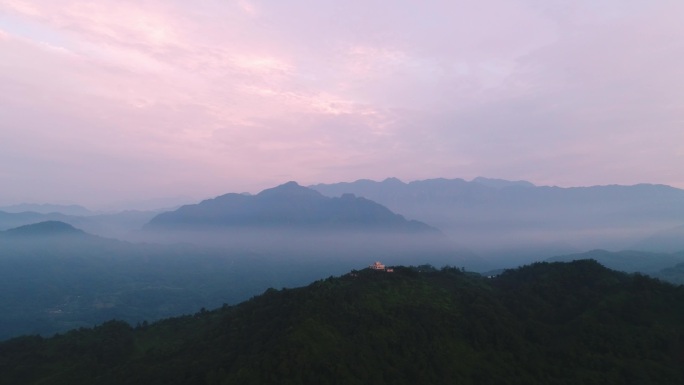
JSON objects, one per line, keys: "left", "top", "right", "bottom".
{"left": 1, "top": 261, "right": 684, "bottom": 384}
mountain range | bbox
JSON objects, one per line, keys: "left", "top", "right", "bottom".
{"left": 145, "top": 181, "right": 437, "bottom": 233}
{"left": 0, "top": 181, "right": 495, "bottom": 340}
{"left": 5, "top": 178, "right": 683, "bottom": 263}
{"left": 0, "top": 203, "right": 93, "bottom": 216}
{"left": 142, "top": 181, "right": 483, "bottom": 270}
{"left": 311, "top": 177, "right": 684, "bottom": 265}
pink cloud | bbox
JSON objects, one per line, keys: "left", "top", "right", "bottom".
{"left": 0, "top": 0, "right": 683, "bottom": 206}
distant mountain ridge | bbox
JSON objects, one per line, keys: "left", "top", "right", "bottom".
{"left": 311, "top": 177, "right": 684, "bottom": 211}
{"left": 142, "top": 181, "right": 485, "bottom": 271}
{"left": 310, "top": 177, "right": 684, "bottom": 264}
{"left": 0, "top": 203, "right": 92, "bottom": 216}
{"left": 470, "top": 176, "right": 535, "bottom": 189}
{"left": 145, "top": 181, "right": 437, "bottom": 233}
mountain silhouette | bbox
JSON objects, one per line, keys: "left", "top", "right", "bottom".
{"left": 142, "top": 182, "right": 484, "bottom": 271}
{"left": 310, "top": 177, "right": 684, "bottom": 265}
{"left": 2, "top": 221, "right": 86, "bottom": 238}
{"left": 145, "top": 181, "right": 437, "bottom": 233}
{"left": 0, "top": 203, "right": 92, "bottom": 216}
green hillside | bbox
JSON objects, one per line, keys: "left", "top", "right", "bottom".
{"left": 2, "top": 261, "right": 684, "bottom": 384}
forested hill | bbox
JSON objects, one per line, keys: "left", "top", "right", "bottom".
{"left": 2, "top": 261, "right": 684, "bottom": 384}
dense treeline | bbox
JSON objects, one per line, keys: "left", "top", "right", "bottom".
{"left": 1, "top": 260, "right": 684, "bottom": 384}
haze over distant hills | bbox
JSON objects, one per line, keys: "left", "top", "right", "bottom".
{"left": 4, "top": 177, "right": 683, "bottom": 269}
{"left": 0, "top": 220, "right": 343, "bottom": 340}
{"left": 3, "top": 178, "right": 684, "bottom": 343}
{"left": 145, "top": 181, "right": 436, "bottom": 233}
{"left": 143, "top": 181, "right": 484, "bottom": 270}
{"left": 632, "top": 224, "right": 684, "bottom": 253}
{"left": 0, "top": 203, "right": 93, "bottom": 216}
{"left": 0, "top": 209, "right": 160, "bottom": 240}
{"left": 311, "top": 177, "right": 684, "bottom": 266}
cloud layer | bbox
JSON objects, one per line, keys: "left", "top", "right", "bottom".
{"left": 1, "top": 0, "right": 682, "bottom": 207}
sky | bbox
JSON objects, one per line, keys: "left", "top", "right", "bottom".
{"left": 1, "top": 0, "right": 683, "bottom": 209}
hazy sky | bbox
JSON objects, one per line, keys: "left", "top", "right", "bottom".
{"left": 1, "top": 0, "right": 683, "bottom": 208}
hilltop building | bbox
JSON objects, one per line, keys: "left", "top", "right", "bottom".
{"left": 369, "top": 262, "right": 394, "bottom": 272}
{"left": 370, "top": 261, "right": 385, "bottom": 270}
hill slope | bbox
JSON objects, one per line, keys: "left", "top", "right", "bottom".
{"left": 2, "top": 260, "right": 683, "bottom": 384}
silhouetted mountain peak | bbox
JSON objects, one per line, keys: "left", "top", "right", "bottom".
{"left": 145, "top": 182, "right": 440, "bottom": 234}
{"left": 257, "top": 181, "right": 325, "bottom": 200}
{"left": 4, "top": 221, "right": 85, "bottom": 237}
{"left": 381, "top": 177, "right": 405, "bottom": 186}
